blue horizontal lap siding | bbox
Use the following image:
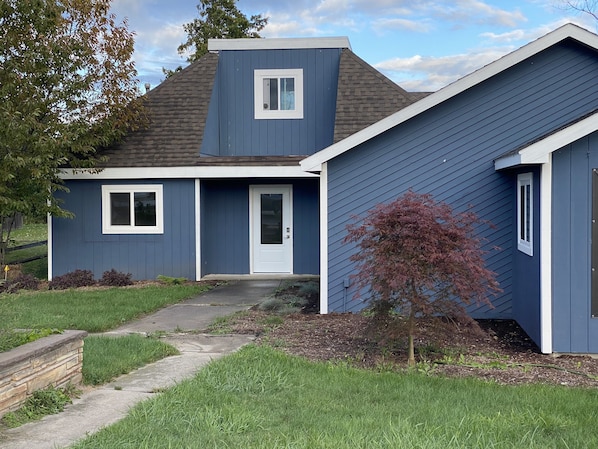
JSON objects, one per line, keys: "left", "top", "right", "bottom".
{"left": 52, "top": 180, "right": 196, "bottom": 280}
{"left": 216, "top": 49, "right": 340, "bottom": 156}
{"left": 327, "top": 41, "right": 598, "bottom": 317}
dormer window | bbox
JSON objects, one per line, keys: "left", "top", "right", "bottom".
{"left": 254, "top": 69, "right": 303, "bottom": 119}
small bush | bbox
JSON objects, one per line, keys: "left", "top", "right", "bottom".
{"left": 48, "top": 269, "right": 96, "bottom": 290}
{"left": 99, "top": 269, "right": 133, "bottom": 287}
{"left": 1, "top": 273, "right": 40, "bottom": 293}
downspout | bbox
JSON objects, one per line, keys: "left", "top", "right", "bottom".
{"left": 195, "top": 179, "right": 201, "bottom": 281}
{"left": 540, "top": 156, "right": 553, "bottom": 353}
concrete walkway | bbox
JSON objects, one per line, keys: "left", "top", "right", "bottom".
{"left": 0, "top": 279, "right": 282, "bottom": 449}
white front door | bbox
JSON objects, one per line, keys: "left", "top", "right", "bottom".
{"left": 251, "top": 186, "right": 293, "bottom": 273}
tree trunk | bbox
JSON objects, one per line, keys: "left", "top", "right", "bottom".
{"left": 407, "top": 307, "right": 416, "bottom": 366}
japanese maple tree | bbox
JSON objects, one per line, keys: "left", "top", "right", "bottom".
{"left": 345, "top": 191, "right": 501, "bottom": 365}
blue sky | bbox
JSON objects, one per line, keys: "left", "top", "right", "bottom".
{"left": 110, "top": 0, "right": 597, "bottom": 92}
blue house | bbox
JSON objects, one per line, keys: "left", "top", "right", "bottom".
{"left": 53, "top": 24, "right": 598, "bottom": 353}
{"left": 51, "top": 38, "right": 418, "bottom": 282}
{"left": 301, "top": 23, "right": 598, "bottom": 354}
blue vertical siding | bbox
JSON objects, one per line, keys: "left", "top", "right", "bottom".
{"left": 213, "top": 49, "right": 340, "bottom": 156}
{"left": 200, "top": 180, "right": 250, "bottom": 274}
{"left": 200, "top": 179, "right": 319, "bottom": 275}
{"left": 52, "top": 179, "right": 196, "bottom": 280}
{"left": 511, "top": 168, "right": 541, "bottom": 347}
{"left": 552, "top": 132, "right": 598, "bottom": 353}
{"left": 292, "top": 180, "right": 320, "bottom": 274}
{"left": 326, "top": 41, "right": 598, "bottom": 319}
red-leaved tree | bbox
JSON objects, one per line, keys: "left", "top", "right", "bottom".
{"left": 344, "top": 191, "right": 501, "bottom": 365}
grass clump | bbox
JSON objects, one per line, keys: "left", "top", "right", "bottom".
{"left": 82, "top": 335, "right": 179, "bottom": 385}
{"left": 1, "top": 384, "right": 78, "bottom": 428}
{"left": 70, "top": 345, "right": 598, "bottom": 449}
{"left": 0, "top": 328, "right": 61, "bottom": 352}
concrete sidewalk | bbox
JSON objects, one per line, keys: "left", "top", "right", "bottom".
{"left": 0, "top": 279, "right": 282, "bottom": 449}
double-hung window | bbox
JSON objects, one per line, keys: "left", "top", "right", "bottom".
{"left": 517, "top": 173, "right": 533, "bottom": 256}
{"left": 102, "top": 185, "right": 164, "bottom": 234}
{"left": 254, "top": 69, "right": 303, "bottom": 119}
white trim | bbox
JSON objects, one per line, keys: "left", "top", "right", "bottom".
{"left": 254, "top": 69, "right": 304, "bottom": 119}
{"left": 47, "top": 213, "right": 53, "bottom": 281}
{"left": 517, "top": 173, "right": 533, "bottom": 256}
{"left": 195, "top": 179, "right": 201, "bottom": 281}
{"left": 302, "top": 23, "right": 598, "bottom": 173}
{"left": 540, "top": 159, "right": 553, "bottom": 353}
{"left": 101, "top": 184, "right": 164, "bottom": 234}
{"left": 208, "top": 37, "right": 351, "bottom": 51}
{"left": 495, "top": 111, "right": 598, "bottom": 170}
{"left": 61, "top": 166, "right": 317, "bottom": 180}
{"left": 319, "top": 163, "right": 328, "bottom": 314}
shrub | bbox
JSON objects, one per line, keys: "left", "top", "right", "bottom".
{"left": 1, "top": 273, "right": 40, "bottom": 293}
{"left": 99, "top": 269, "right": 133, "bottom": 287}
{"left": 345, "top": 190, "right": 501, "bottom": 365}
{"left": 48, "top": 269, "right": 96, "bottom": 290}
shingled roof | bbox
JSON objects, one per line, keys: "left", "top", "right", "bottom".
{"left": 333, "top": 49, "right": 424, "bottom": 143}
{"left": 100, "top": 45, "right": 429, "bottom": 168}
{"left": 99, "top": 52, "right": 219, "bottom": 167}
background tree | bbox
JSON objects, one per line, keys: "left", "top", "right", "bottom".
{"left": 344, "top": 191, "right": 501, "bottom": 366}
{"left": 175, "top": 0, "right": 267, "bottom": 66}
{"left": 561, "top": 0, "right": 598, "bottom": 21}
{"left": 0, "top": 0, "right": 143, "bottom": 268}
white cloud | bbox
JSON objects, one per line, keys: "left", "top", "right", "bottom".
{"left": 375, "top": 48, "right": 512, "bottom": 91}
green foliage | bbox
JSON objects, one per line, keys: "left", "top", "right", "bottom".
{"left": 1, "top": 385, "right": 77, "bottom": 428}
{"left": 157, "top": 274, "right": 188, "bottom": 285}
{"left": 178, "top": 0, "right": 268, "bottom": 62}
{"left": 70, "top": 345, "right": 598, "bottom": 448}
{"left": 82, "top": 335, "right": 179, "bottom": 385}
{"left": 0, "top": 0, "right": 144, "bottom": 267}
{"left": 0, "top": 328, "right": 61, "bottom": 352}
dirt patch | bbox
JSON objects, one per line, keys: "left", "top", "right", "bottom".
{"left": 225, "top": 281, "right": 598, "bottom": 388}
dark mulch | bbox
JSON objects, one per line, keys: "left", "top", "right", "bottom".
{"left": 227, "top": 310, "right": 598, "bottom": 388}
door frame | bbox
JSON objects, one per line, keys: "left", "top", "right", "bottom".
{"left": 249, "top": 185, "right": 293, "bottom": 273}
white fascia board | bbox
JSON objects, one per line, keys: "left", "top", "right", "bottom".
{"left": 61, "top": 165, "right": 318, "bottom": 180}
{"left": 208, "top": 37, "right": 351, "bottom": 51}
{"left": 302, "top": 23, "right": 598, "bottom": 173}
{"left": 495, "top": 112, "right": 598, "bottom": 170}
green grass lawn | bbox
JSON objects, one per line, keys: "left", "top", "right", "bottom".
{"left": 82, "top": 335, "right": 180, "bottom": 385}
{"left": 70, "top": 344, "right": 598, "bottom": 449}
{"left": 0, "top": 284, "right": 207, "bottom": 332}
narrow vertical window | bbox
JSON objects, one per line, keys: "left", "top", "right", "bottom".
{"left": 517, "top": 173, "right": 533, "bottom": 256}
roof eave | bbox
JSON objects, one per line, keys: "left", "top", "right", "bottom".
{"left": 302, "top": 23, "right": 598, "bottom": 172}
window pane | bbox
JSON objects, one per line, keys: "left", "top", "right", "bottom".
{"left": 134, "top": 192, "right": 156, "bottom": 226}
{"left": 261, "top": 194, "right": 282, "bottom": 244}
{"left": 110, "top": 193, "right": 131, "bottom": 225}
{"left": 263, "top": 78, "right": 278, "bottom": 110}
{"left": 525, "top": 184, "right": 531, "bottom": 242}
{"left": 280, "top": 78, "right": 295, "bottom": 110}
{"left": 519, "top": 185, "right": 525, "bottom": 240}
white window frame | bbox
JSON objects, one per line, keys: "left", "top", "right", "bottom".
{"left": 101, "top": 185, "right": 164, "bottom": 234}
{"left": 517, "top": 173, "right": 533, "bottom": 256}
{"left": 254, "top": 69, "right": 303, "bottom": 119}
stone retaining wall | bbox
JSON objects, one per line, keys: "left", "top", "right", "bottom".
{"left": 0, "top": 330, "right": 87, "bottom": 418}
